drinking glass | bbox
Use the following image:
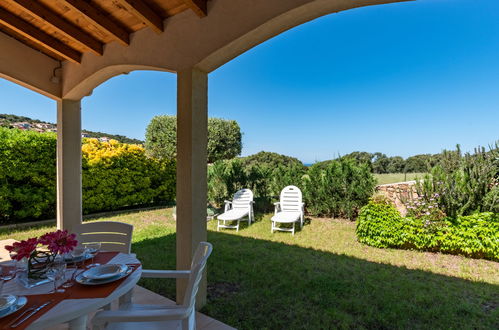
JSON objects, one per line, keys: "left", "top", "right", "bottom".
{"left": 0, "top": 262, "right": 16, "bottom": 281}
{"left": 0, "top": 262, "right": 16, "bottom": 295}
{"left": 62, "top": 267, "right": 78, "bottom": 288}
{"left": 86, "top": 242, "right": 101, "bottom": 268}
{"left": 47, "top": 261, "right": 66, "bottom": 293}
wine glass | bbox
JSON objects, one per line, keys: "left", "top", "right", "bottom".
{"left": 47, "top": 261, "right": 66, "bottom": 293}
{"left": 62, "top": 267, "right": 78, "bottom": 288}
{"left": 86, "top": 242, "right": 101, "bottom": 268}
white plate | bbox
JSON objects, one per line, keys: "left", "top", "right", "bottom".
{"left": 0, "top": 296, "right": 27, "bottom": 319}
{"left": 82, "top": 264, "right": 126, "bottom": 280}
{"left": 76, "top": 265, "right": 133, "bottom": 285}
{"left": 0, "top": 295, "right": 17, "bottom": 313}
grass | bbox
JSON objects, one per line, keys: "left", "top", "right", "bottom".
{"left": 1, "top": 208, "right": 498, "bottom": 329}
{"left": 374, "top": 172, "right": 426, "bottom": 185}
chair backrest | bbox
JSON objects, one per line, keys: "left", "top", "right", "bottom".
{"left": 73, "top": 221, "right": 133, "bottom": 254}
{"left": 279, "top": 185, "right": 302, "bottom": 212}
{"left": 231, "top": 189, "right": 253, "bottom": 210}
{"left": 182, "top": 242, "right": 213, "bottom": 310}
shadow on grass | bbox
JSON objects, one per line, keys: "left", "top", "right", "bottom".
{"left": 133, "top": 232, "right": 498, "bottom": 330}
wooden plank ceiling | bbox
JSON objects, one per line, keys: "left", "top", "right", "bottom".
{"left": 0, "top": 0, "right": 208, "bottom": 63}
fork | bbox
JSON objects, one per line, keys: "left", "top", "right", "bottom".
{"left": 8, "top": 304, "right": 38, "bottom": 327}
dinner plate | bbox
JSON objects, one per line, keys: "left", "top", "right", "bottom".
{"left": 75, "top": 265, "right": 133, "bottom": 285}
{"left": 0, "top": 295, "right": 17, "bottom": 313}
{"left": 82, "top": 264, "right": 126, "bottom": 280}
{"left": 0, "top": 296, "right": 27, "bottom": 319}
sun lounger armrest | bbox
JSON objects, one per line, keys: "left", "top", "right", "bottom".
{"left": 224, "top": 200, "right": 232, "bottom": 212}
{"left": 273, "top": 202, "right": 281, "bottom": 214}
{"left": 141, "top": 269, "right": 191, "bottom": 279}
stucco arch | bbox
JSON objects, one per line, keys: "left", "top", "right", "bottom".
{"left": 62, "top": 0, "right": 409, "bottom": 100}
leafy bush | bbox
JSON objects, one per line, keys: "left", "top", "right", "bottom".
{"left": 82, "top": 139, "right": 175, "bottom": 214}
{"left": 356, "top": 200, "right": 499, "bottom": 260}
{"left": 207, "top": 158, "right": 306, "bottom": 212}
{"left": 356, "top": 200, "right": 406, "bottom": 247}
{"left": 0, "top": 128, "right": 175, "bottom": 224}
{"left": 145, "top": 115, "right": 242, "bottom": 162}
{"left": 0, "top": 128, "right": 57, "bottom": 222}
{"left": 240, "top": 151, "right": 305, "bottom": 169}
{"left": 416, "top": 145, "right": 498, "bottom": 218}
{"left": 304, "top": 158, "right": 376, "bottom": 219}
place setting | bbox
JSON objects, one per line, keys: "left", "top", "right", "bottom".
{"left": 0, "top": 230, "right": 141, "bottom": 329}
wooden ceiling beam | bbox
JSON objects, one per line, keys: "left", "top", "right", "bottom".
{"left": 182, "top": 0, "right": 207, "bottom": 18}
{"left": 115, "top": 0, "right": 164, "bottom": 34}
{"left": 8, "top": 0, "right": 103, "bottom": 56}
{"left": 0, "top": 7, "right": 81, "bottom": 63}
{"left": 61, "top": 0, "right": 130, "bottom": 46}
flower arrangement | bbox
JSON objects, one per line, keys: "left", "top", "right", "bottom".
{"left": 5, "top": 230, "right": 78, "bottom": 279}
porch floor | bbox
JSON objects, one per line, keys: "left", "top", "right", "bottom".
{"left": 53, "top": 285, "right": 235, "bottom": 329}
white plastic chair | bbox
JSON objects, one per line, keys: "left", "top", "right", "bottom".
{"left": 92, "top": 242, "right": 213, "bottom": 330}
{"left": 217, "top": 188, "right": 254, "bottom": 232}
{"left": 271, "top": 186, "right": 304, "bottom": 235}
{"left": 73, "top": 221, "right": 133, "bottom": 253}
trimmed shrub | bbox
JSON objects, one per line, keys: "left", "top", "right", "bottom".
{"left": 356, "top": 199, "right": 499, "bottom": 260}
{"left": 0, "top": 128, "right": 176, "bottom": 224}
{"left": 82, "top": 139, "right": 175, "bottom": 214}
{"left": 304, "top": 158, "right": 376, "bottom": 219}
{"left": 0, "top": 128, "right": 57, "bottom": 222}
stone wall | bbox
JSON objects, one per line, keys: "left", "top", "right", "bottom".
{"left": 376, "top": 181, "right": 419, "bottom": 216}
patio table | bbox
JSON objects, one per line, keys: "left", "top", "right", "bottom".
{"left": 0, "top": 252, "right": 141, "bottom": 330}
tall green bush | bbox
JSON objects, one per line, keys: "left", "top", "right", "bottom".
{"left": 82, "top": 139, "right": 175, "bottom": 214}
{"left": 416, "top": 145, "right": 498, "bottom": 217}
{"left": 145, "top": 115, "right": 242, "bottom": 163}
{"left": 0, "top": 128, "right": 56, "bottom": 222}
{"left": 304, "top": 158, "right": 376, "bottom": 219}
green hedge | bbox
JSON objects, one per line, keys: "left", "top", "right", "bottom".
{"left": 0, "top": 128, "right": 176, "bottom": 224}
{"left": 82, "top": 138, "right": 175, "bottom": 214}
{"left": 0, "top": 128, "right": 57, "bottom": 222}
{"left": 208, "top": 156, "right": 375, "bottom": 219}
{"left": 356, "top": 200, "right": 499, "bottom": 260}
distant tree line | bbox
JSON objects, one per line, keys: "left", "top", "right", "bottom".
{"left": 313, "top": 150, "right": 468, "bottom": 174}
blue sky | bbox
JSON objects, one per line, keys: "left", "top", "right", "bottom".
{"left": 0, "top": 0, "right": 498, "bottom": 163}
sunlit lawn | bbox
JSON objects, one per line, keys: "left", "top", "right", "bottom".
{"left": 1, "top": 208, "right": 498, "bottom": 329}
{"left": 374, "top": 172, "right": 426, "bottom": 185}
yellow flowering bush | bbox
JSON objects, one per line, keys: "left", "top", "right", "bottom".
{"left": 82, "top": 138, "right": 175, "bottom": 214}
{"left": 0, "top": 129, "right": 175, "bottom": 224}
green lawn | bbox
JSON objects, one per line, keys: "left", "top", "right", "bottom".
{"left": 374, "top": 172, "right": 426, "bottom": 185}
{"left": 1, "top": 208, "right": 498, "bottom": 329}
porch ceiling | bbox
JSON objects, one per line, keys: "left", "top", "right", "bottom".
{"left": 0, "top": 0, "right": 208, "bottom": 64}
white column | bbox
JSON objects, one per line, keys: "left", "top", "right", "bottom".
{"left": 56, "top": 99, "right": 82, "bottom": 232}
{"left": 176, "top": 68, "right": 208, "bottom": 307}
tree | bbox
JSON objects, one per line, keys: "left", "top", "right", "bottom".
{"left": 386, "top": 156, "right": 405, "bottom": 173}
{"left": 240, "top": 151, "right": 305, "bottom": 169}
{"left": 404, "top": 154, "right": 434, "bottom": 173}
{"left": 145, "top": 115, "right": 242, "bottom": 163}
{"left": 372, "top": 152, "right": 390, "bottom": 174}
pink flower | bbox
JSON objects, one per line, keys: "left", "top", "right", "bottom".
{"left": 39, "top": 230, "right": 78, "bottom": 255}
{"left": 5, "top": 238, "right": 39, "bottom": 261}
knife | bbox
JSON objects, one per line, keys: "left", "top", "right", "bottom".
{"left": 10, "top": 300, "right": 53, "bottom": 328}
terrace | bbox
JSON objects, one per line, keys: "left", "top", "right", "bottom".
{"left": 1, "top": 0, "right": 497, "bottom": 329}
